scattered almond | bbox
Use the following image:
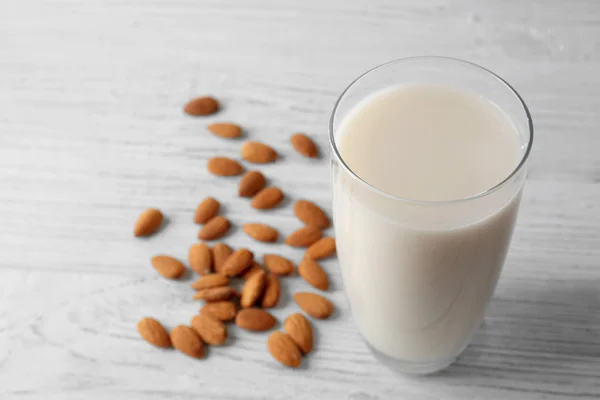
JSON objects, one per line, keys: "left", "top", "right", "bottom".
{"left": 208, "top": 122, "right": 242, "bottom": 139}
{"left": 293, "top": 200, "right": 330, "bottom": 229}
{"left": 188, "top": 242, "right": 213, "bottom": 275}
{"left": 241, "top": 141, "right": 277, "bottom": 163}
{"left": 170, "top": 325, "right": 204, "bottom": 358}
{"left": 261, "top": 274, "right": 281, "bottom": 308}
{"left": 240, "top": 269, "right": 267, "bottom": 308}
{"left": 238, "top": 170, "right": 266, "bottom": 197}
{"left": 241, "top": 261, "right": 264, "bottom": 280}
{"left": 290, "top": 133, "right": 318, "bottom": 158}
{"left": 191, "top": 314, "right": 227, "bottom": 345}
{"left": 193, "top": 286, "right": 238, "bottom": 302}
{"left": 251, "top": 187, "right": 284, "bottom": 210}
{"left": 294, "top": 292, "right": 334, "bottom": 319}
{"left": 267, "top": 331, "right": 302, "bottom": 368}
{"left": 212, "top": 243, "right": 233, "bottom": 274}
{"left": 134, "top": 208, "right": 164, "bottom": 237}
{"left": 298, "top": 257, "right": 329, "bottom": 291}
{"left": 207, "top": 157, "right": 244, "bottom": 176}
{"left": 194, "top": 197, "right": 220, "bottom": 224}
{"left": 184, "top": 96, "right": 219, "bottom": 116}
{"left": 235, "top": 308, "right": 276, "bottom": 331}
{"left": 137, "top": 317, "right": 171, "bottom": 348}
{"left": 285, "top": 225, "right": 322, "bottom": 247}
{"left": 198, "top": 216, "right": 231, "bottom": 241}
{"left": 263, "top": 254, "right": 295, "bottom": 276}
{"left": 200, "top": 301, "right": 237, "bottom": 322}
{"left": 222, "top": 248, "right": 254, "bottom": 277}
{"left": 284, "top": 313, "right": 313, "bottom": 354}
{"left": 151, "top": 255, "right": 186, "bottom": 279}
{"left": 243, "top": 223, "right": 279, "bottom": 243}
{"left": 191, "top": 274, "right": 229, "bottom": 290}
{"left": 306, "top": 237, "right": 336, "bottom": 260}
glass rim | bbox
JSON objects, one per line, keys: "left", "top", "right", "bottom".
{"left": 328, "top": 56, "right": 534, "bottom": 206}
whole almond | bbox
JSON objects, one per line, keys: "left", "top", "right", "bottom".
{"left": 208, "top": 122, "right": 242, "bottom": 139}
{"left": 134, "top": 208, "right": 163, "bottom": 237}
{"left": 184, "top": 96, "right": 219, "bottom": 116}
{"left": 240, "top": 269, "right": 267, "bottom": 308}
{"left": 238, "top": 170, "right": 266, "bottom": 197}
{"left": 200, "top": 301, "right": 237, "bottom": 322}
{"left": 243, "top": 223, "right": 279, "bottom": 243}
{"left": 191, "top": 314, "right": 227, "bottom": 345}
{"left": 193, "top": 286, "right": 238, "bottom": 302}
{"left": 290, "top": 133, "right": 318, "bottom": 158}
{"left": 294, "top": 292, "right": 334, "bottom": 319}
{"left": 306, "top": 237, "right": 336, "bottom": 260}
{"left": 263, "top": 254, "right": 295, "bottom": 276}
{"left": 188, "top": 242, "right": 212, "bottom": 275}
{"left": 261, "top": 274, "right": 281, "bottom": 308}
{"left": 241, "top": 261, "right": 264, "bottom": 280}
{"left": 298, "top": 258, "right": 329, "bottom": 291}
{"left": 212, "top": 243, "right": 233, "bottom": 274}
{"left": 251, "top": 187, "right": 284, "bottom": 210}
{"left": 241, "top": 141, "right": 277, "bottom": 163}
{"left": 285, "top": 225, "right": 322, "bottom": 247}
{"left": 194, "top": 197, "right": 220, "bottom": 224}
{"left": 267, "top": 331, "right": 302, "bottom": 368}
{"left": 198, "top": 216, "right": 230, "bottom": 241}
{"left": 222, "top": 248, "right": 254, "bottom": 277}
{"left": 207, "top": 157, "right": 244, "bottom": 176}
{"left": 137, "top": 317, "right": 171, "bottom": 348}
{"left": 151, "top": 255, "right": 186, "bottom": 279}
{"left": 191, "top": 274, "right": 229, "bottom": 290}
{"left": 284, "top": 313, "right": 313, "bottom": 353}
{"left": 170, "top": 325, "right": 204, "bottom": 358}
{"left": 235, "top": 308, "right": 277, "bottom": 331}
{"left": 294, "top": 200, "right": 330, "bottom": 229}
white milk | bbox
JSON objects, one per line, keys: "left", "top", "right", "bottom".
{"left": 333, "top": 84, "right": 525, "bottom": 364}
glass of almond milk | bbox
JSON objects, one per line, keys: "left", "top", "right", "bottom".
{"left": 330, "top": 57, "right": 533, "bottom": 375}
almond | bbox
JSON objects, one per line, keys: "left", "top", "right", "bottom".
{"left": 251, "top": 187, "right": 284, "bottom": 209}
{"left": 198, "top": 216, "right": 230, "bottom": 241}
{"left": 235, "top": 308, "right": 277, "bottom": 331}
{"left": 137, "top": 317, "right": 171, "bottom": 348}
{"left": 188, "top": 242, "right": 213, "bottom": 275}
{"left": 243, "top": 223, "right": 279, "bottom": 243}
{"left": 222, "top": 248, "right": 254, "bottom": 277}
{"left": 261, "top": 274, "right": 281, "bottom": 308}
{"left": 285, "top": 225, "right": 322, "bottom": 247}
{"left": 184, "top": 96, "right": 219, "bottom": 116}
{"left": 263, "top": 254, "right": 295, "bottom": 276}
{"left": 290, "top": 133, "right": 318, "bottom": 158}
{"left": 240, "top": 269, "right": 267, "bottom": 308}
{"left": 267, "top": 331, "right": 302, "bottom": 368}
{"left": 194, "top": 197, "right": 220, "bottom": 224}
{"left": 134, "top": 208, "right": 164, "bottom": 237}
{"left": 191, "top": 274, "right": 229, "bottom": 290}
{"left": 241, "top": 141, "right": 277, "bottom": 163}
{"left": 306, "top": 237, "right": 336, "bottom": 260}
{"left": 238, "top": 170, "right": 266, "bottom": 197}
{"left": 293, "top": 200, "right": 330, "bottom": 229}
{"left": 191, "top": 313, "right": 227, "bottom": 345}
{"left": 151, "top": 255, "right": 186, "bottom": 279}
{"left": 241, "top": 261, "right": 264, "bottom": 280}
{"left": 193, "top": 286, "right": 238, "bottom": 302}
{"left": 170, "top": 325, "right": 204, "bottom": 358}
{"left": 200, "top": 301, "right": 237, "bottom": 322}
{"left": 212, "top": 242, "right": 233, "bottom": 274}
{"left": 294, "top": 292, "right": 334, "bottom": 319}
{"left": 208, "top": 122, "right": 242, "bottom": 139}
{"left": 298, "top": 257, "right": 329, "bottom": 291}
{"left": 284, "top": 313, "right": 313, "bottom": 353}
{"left": 207, "top": 157, "right": 244, "bottom": 176}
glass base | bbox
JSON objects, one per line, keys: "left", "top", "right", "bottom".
{"left": 366, "top": 342, "right": 458, "bottom": 375}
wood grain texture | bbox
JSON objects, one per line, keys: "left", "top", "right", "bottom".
{"left": 1, "top": 0, "right": 599, "bottom": 399}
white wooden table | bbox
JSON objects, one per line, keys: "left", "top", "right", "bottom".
{"left": 1, "top": 1, "right": 599, "bottom": 399}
